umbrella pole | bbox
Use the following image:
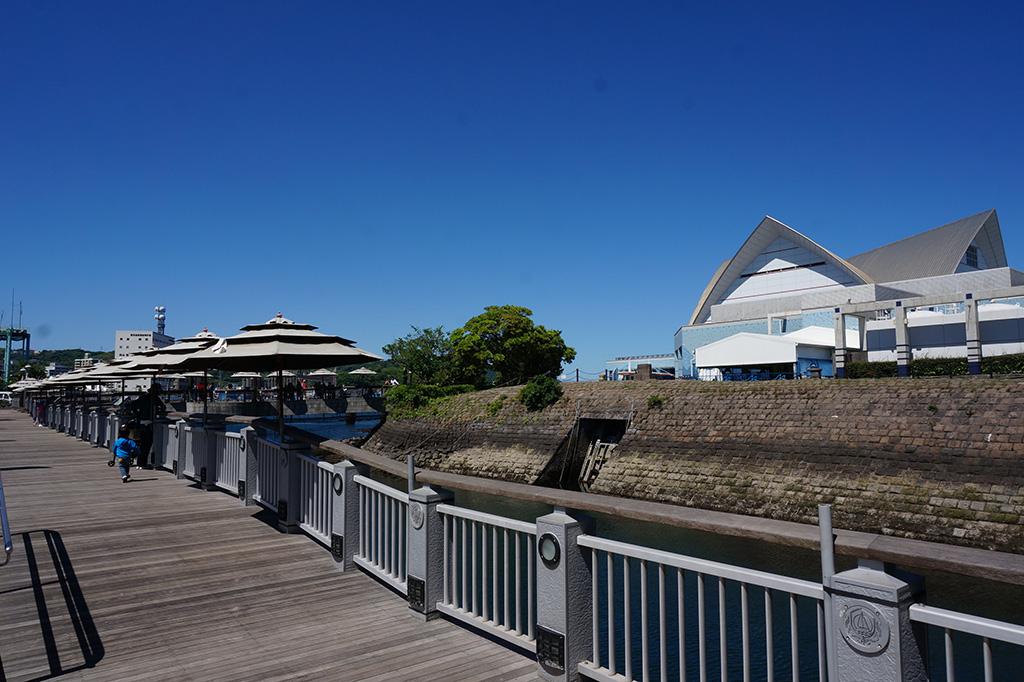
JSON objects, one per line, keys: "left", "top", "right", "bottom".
{"left": 203, "top": 370, "right": 208, "bottom": 427}
{"left": 277, "top": 369, "right": 284, "bottom": 443}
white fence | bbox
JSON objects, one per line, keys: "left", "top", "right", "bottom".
{"left": 210, "top": 431, "right": 243, "bottom": 494}
{"left": 436, "top": 504, "right": 537, "bottom": 650}
{"left": 297, "top": 453, "right": 334, "bottom": 546}
{"left": 910, "top": 604, "right": 1024, "bottom": 682}
{"left": 253, "top": 438, "right": 283, "bottom": 512}
{"left": 180, "top": 426, "right": 197, "bottom": 479}
{"left": 354, "top": 475, "right": 409, "bottom": 595}
{"left": 577, "top": 535, "right": 826, "bottom": 682}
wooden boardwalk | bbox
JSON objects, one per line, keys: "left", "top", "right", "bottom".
{"left": 0, "top": 410, "right": 537, "bottom": 681}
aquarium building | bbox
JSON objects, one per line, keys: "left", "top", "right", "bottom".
{"left": 676, "top": 209, "right": 1024, "bottom": 378}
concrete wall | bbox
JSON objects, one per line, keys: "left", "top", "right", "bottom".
{"left": 366, "top": 379, "right": 1024, "bottom": 553}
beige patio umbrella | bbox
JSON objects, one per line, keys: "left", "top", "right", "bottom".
{"left": 169, "top": 313, "right": 381, "bottom": 441}
{"left": 348, "top": 366, "right": 377, "bottom": 375}
{"left": 129, "top": 329, "right": 222, "bottom": 421}
{"left": 231, "top": 371, "right": 262, "bottom": 402}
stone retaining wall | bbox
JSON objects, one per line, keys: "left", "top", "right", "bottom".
{"left": 365, "top": 378, "right": 1024, "bottom": 553}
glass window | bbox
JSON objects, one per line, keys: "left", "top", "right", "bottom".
{"left": 965, "top": 245, "right": 979, "bottom": 268}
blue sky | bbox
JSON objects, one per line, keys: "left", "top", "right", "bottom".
{"left": 3, "top": 1, "right": 1022, "bottom": 376}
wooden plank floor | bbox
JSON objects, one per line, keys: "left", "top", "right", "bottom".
{"left": 0, "top": 410, "right": 538, "bottom": 681}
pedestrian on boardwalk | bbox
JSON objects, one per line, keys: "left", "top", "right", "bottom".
{"left": 111, "top": 425, "right": 139, "bottom": 483}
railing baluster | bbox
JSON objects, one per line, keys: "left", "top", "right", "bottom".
{"left": 461, "top": 517, "right": 468, "bottom": 610}
{"left": 491, "top": 526, "right": 498, "bottom": 624}
{"left": 678, "top": 569, "right": 686, "bottom": 682}
{"left": 471, "top": 521, "right": 478, "bottom": 616}
{"left": 659, "top": 563, "right": 667, "bottom": 682}
{"left": 514, "top": 531, "right": 522, "bottom": 636}
{"left": 719, "top": 577, "right": 727, "bottom": 682}
{"left": 789, "top": 593, "right": 798, "bottom": 682}
{"left": 944, "top": 628, "right": 955, "bottom": 682}
{"left": 815, "top": 601, "right": 824, "bottom": 682}
{"left": 982, "top": 637, "right": 993, "bottom": 682}
{"left": 641, "top": 559, "right": 649, "bottom": 680}
{"left": 698, "top": 573, "right": 706, "bottom": 682}
{"left": 504, "top": 528, "right": 511, "bottom": 629}
{"left": 443, "top": 513, "right": 451, "bottom": 605}
{"left": 593, "top": 548, "right": 601, "bottom": 669}
{"left": 742, "top": 582, "right": 750, "bottom": 682}
{"left": 527, "top": 533, "right": 535, "bottom": 640}
{"left": 608, "top": 552, "right": 617, "bottom": 675}
{"left": 481, "top": 522, "right": 490, "bottom": 621}
{"left": 765, "top": 590, "right": 774, "bottom": 682}
{"left": 625, "top": 556, "right": 633, "bottom": 681}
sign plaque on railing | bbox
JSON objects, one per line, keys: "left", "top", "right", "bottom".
{"left": 407, "top": 576, "right": 426, "bottom": 613}
{"left": 535, "top": 625, "right": 565, "bottom": 675}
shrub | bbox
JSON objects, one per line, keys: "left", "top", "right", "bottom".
{"left": 518, "top": 375, "right": 563, "bottom": 412}
{"left": 846, "top": 352, "right": 1024, "bottom": 379}
{"left": 646, "top": 394, "right": 665, "bottom": 409}
{"left": 485, "top": 394, "right": 507, "bottom": 417}
{"left": 385, "top": 384, "right": 475, "bottom": 415}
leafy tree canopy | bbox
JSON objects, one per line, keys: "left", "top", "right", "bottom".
{"left": 449, "top": 305, "right": 575, "bottom": 388}
{"left": 381, "top": 326, "right": 454, "bottom": 385}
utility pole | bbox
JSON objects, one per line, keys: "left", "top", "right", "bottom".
{"left": 575, "top": 368, "right": 579, "bottom": 382}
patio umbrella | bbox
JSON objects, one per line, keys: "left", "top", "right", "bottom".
{"left": 348, "top": 366, "right": 377, "bottom": 375}
{"left": 169, "top": 313, "right": 381, "bottom": 441}
{"left": 129, "top": 329, "right": 221, "bottom": 422}
{"left": 231, "top": 371, "right": 262, "bottom": 402}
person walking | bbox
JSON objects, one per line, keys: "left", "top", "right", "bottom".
{"left": 112, "top": 425, "right": 139, "bottom": 483}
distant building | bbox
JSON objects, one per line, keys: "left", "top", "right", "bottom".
{"left": 45, "top": 362, "right": 70, "bottom": 378}
{"left": 604, "top": 354, "right": 676, "bottom": 380}
{"left": 676, "top": 209, "right": 1024, "bottom": 378}
{"left": 114, "top": 330, "right": 174, "bottom": 359}
{"left": 74, "top": 354, "right": 96, "bottom": 370}
{"left": 115, "top": 330, "right": 174, "bottom": 391}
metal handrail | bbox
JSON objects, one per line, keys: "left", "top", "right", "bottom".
{"left": 0, "top": 473, "right": 12, "bottom": 566}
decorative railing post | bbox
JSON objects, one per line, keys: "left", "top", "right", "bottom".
{"left": 174, "top": 419, "right": 187, "bottom": 479}
{"left": 277, "top": 442, "right": 308, "bottom": 533}
{"left": 330, "top": 459, "right": 366, "bottom": 569}
{"left": 827, "top": 560, "right": 927, "bottom": 682}
{"left": 198, "top": 427, "right": 219, "bottom": 491}
{"left": 535, "top": 508, "right": 594, "bottom": 682}
{"left": 239, "top": 426, "right": 257, "bottom": 505}
{"left": 406, "top": 483, "right": 453, "bottom": 620}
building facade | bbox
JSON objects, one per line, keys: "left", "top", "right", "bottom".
{"left": 114, "top": 330, "right": 174, "bottom": 359}
{"left": 675, "top": 209, "right": 1024, "bottom": 378}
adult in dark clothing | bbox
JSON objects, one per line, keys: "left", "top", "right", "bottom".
{"left": 121, "top": 384, "right": 166, "bottom": 469}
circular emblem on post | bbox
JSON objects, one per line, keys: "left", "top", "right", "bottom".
{"left": 538, "top": 532, "right": 561, "bottom": 569}
{"left": 839, "top": 600, "right": 890, "bottom": 654}
{"left": 239, "top": 437, "right": 246, "bottom": 451}
{"left": 332, "top": 473, "right": 343, "bottom": 496}
{"left": 409, "top": 502, "right": 425, "bottom": 530}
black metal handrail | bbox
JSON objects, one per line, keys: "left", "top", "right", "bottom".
{"left": 0, "top": 472, "right": 12, "bottom": 566}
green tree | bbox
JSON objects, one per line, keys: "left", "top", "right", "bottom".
{"left": 449, "top": 305, "right": 575, "bottom": 387}
{"left": 381, "top": 326, "right": 453, "bottom": 385}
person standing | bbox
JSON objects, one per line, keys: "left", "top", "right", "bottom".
{"left": 112, "top": 426, "right": 139, "bottom": 483}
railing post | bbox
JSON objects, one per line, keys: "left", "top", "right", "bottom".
{"left": 406, "top": 484, "right": 453, "bottom": 620}
{"left": 827, "top": 560, "right": 927, "bottom": 682}
{"left": 277, "top": 443, "right": 307, "bottom": 533}
{"left": 535, "top": 508, "right": 594, "bottom": 682}
{"left": 239, "top": 426, "right": 257, "bottom": 505}
{"left": 198, "top": 427, "right": 219, "bottom": 491}
{"left": 175, "top": 420, "right": 187, "bottom": 479}
{"left": 330, "top": 459, "right": 366, "bottom": 569}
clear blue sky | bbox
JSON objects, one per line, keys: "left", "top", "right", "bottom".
{"left": 3, "top": 1, "right": 1022, "bottom": 375}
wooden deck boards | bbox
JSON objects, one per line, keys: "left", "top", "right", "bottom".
{"left": 0, "top": 411, "right": 538, "bottom": 681}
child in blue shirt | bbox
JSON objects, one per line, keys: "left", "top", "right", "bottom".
{"left": 112, "top": 426, "right": 139, "bottom": 483}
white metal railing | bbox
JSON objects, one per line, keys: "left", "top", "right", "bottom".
{"left": 436, "top": 504, "right": 537, "bottom": 650}
{"left": 354, "top": 475, "right": 409, "bottom": 594}
{"left": 253, "top": 437, "right": 282, "bottom": 511}
{"left": 910, "top": 604, "right": 1024, "bottom": 682}
{"left": 578, "top": 535, "right": 826, "bottom": 682}
{"left": 181, "top": 426, "right": 197, "bottom": 478}
{"left": 297, "top": 453, "right": 334, "bottom": 545}
{"left": 210, "top": 432, "right": 242, "bottom": 494}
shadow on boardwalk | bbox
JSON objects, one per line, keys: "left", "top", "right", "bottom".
{"left": 0, "top": 530, "right": 104, "bottom": 681}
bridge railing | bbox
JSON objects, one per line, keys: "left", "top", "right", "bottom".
{"left": 180, "top": 426, "right": 197, "bottom": 479}
{"left": 296, "top": 453, "right": 334, "bottom": 545}
{"left": 354, "top": 474, "right": 409, "bottom": 594}
{"left": 252, "top": 437, "right": 282, "bottom": 513}
{"left": 578, "top": 534, "right": 826, "bottom": 682}
{"left": 436, "top": 503, "right": 537, "bottom": 650}
{"left": 910, "top": 604, "right": 1024, "bottom": 682}
{"left": 210, "top": 431, "right": 242, "bottom": 495}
